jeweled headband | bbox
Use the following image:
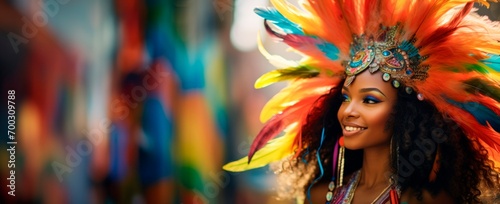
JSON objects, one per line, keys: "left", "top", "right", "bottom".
{"left": 345, "top": 24, "right": 427, "bottom": 89}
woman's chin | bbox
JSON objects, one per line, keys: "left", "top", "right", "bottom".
{"left": 343, "top": 143, "right": 363, "bottom": 150}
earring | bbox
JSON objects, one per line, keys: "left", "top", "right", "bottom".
{"left": 390, "top": 179, "right": 400, "bottom": 204}
{"left": 326, "top": 136, "right": 344, "bottom": 202}
{"left": 337, "top": 137, "right": 345, "bottom": 188}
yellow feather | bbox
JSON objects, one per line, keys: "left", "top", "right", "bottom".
{"left": 222, "top": 127, "right": 298, "bottom": 172}
{"left": 257, "top": 33, "right": 301, "bottom": 69}
{"left": 259, "top": 77, "right": 335, "bottom": 122}
{"left": 482, "top": 65, "right": 500, "bottom": 82}
{"left": 255, "top": 70, "right": 288, "bottom": 89}
{"left": 270, "top": 0, "right": 312, "bottom": 29}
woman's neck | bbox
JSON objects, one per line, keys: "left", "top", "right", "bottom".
{"left": 359, "top": 145, "right": 391, "bottom": 188}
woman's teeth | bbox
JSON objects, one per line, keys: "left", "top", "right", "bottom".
{"left": 345, "top": 126, "right": 365, "bottom": 132}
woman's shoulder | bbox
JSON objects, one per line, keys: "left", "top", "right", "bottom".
{"left": 400, "top": 188, "right": 454, "bottom": 204}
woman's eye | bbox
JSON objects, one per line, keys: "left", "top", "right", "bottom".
{"left": 342, "top": 94, "right": 350, "bottom": 102}
{"left": 363, "top": 96, "right": 380, "bottom": 104}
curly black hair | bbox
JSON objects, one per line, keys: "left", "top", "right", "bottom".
{"left": 389, "top": 86, "right": 500, "bottom": 203}
{"left": 271, "top": 80, "right": 500, "bottom": 203}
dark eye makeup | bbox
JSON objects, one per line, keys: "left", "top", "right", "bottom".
{"left": 341, "top": 93, "right": 381, "bottom": 104}
{"left": 363, "top": 95, "right": 381, "bottom": 104}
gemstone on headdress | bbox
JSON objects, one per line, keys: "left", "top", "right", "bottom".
{"left": 386, "top": 56, "right": 404, "bottom": 68}
{"left": 347, "top": 48, "right": 375, "bottom": 75}
{"left": 392, "top": 80, "right": 400, "bottom": 88}
{"left": 349, "top": 60, "right": 362, "bottom": 68}
{"left": 368, "top": 64, "right": 379, "bottom": 73}
{"left": 417, "top": 93, "right": 424, "bottom": 101}
{"left": 405, "top": 87, "right": 413, "bottom": 94}
{"left": 383, "top": 73, "right": 391, "bottom": 81}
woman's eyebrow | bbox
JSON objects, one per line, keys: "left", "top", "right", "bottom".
{"left": 359, "top": 88, "right": 386, "bottom": 97}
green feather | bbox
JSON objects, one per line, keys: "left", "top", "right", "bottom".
{"left": 464, "top": 78, "right": 500, "bottom": 102}
{"left": 464, "top": 63, "right": 490, "bottom": 74}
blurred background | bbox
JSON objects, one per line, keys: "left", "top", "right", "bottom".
{"left": 0, "top": 0, "right": 499, "bottom": 203}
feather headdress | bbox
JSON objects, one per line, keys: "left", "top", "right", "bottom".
{"left": 223, "top": 0, "right": 500, "bottom": 172}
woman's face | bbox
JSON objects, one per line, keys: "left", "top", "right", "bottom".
{"left": 337, "top": 71, "right": 397, "bottom": 150}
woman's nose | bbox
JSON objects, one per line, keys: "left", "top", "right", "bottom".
{"left": 341, "top": 102, "right": 360, "bottom": 118}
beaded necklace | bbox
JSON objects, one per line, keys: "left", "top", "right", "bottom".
{"left": 326, "top": 170, "right": 400, "bottom": 204}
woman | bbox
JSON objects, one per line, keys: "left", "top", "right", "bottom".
{"left": 224, "top": 0, "right": 500, "bottom": 203}
{"left": 306, "top": 71, "right": 498, "bottom": 203}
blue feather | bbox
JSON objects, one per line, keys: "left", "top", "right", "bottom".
{"left": 316, "top": 41, "right": 340, "bottom": 60}
{"left": 254, "top": 7, "right": 303, "bottom": 35}
{"left": 480, "top": 54, "right": 500, "bottom": 72}
{"left": 447, "top": 99, "right": 500, "bottom": 132}
{"left": 256, "top": 8, "right": 339, "bottom": 61}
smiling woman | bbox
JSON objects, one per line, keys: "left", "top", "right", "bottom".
{"left": 223, "top": 0, "right": 500, "bottom": 203}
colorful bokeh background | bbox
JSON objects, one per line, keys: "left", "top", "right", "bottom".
{"left": 0, "top": 0, "right": 499, "bottom": 203}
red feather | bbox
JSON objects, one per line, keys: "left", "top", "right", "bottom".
{"left": 420, "top": 2, "right": 473, "bottom": 46}
{"left": 247, "top": 115, "right": 285, "bottom": 163}
{"left": 248, "top": 94, "right": 325, "bottom": 163}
